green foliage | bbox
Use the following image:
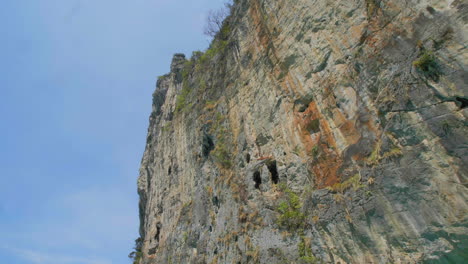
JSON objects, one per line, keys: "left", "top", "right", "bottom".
{"left": 192, "top": 50, "right": 204, "bottom": 58}
{"left": 219, "top": 23, "right": 231, "bottom": 40}
{"left": 277, "top": 186, "right": 305, "bottom": 230}
{"left": 326, "top": 174, "right": 364, "bottom": 194}
{"left": 198, "top": 78, "right": 207, "bottom": 91}
{"left": 310, "top": 145, "right": 319, "bottom": 158}
{"left": 162, "top": 121, "right": 172, "bottom": 132}
{"left": 130, "top": 252, "right": 142, "bottom": 264}
{"left": 300, "top": 255, "right": 318, "bottom": 264}
{"left": 199, "top": 39, "right": 229, "bottom": 64}
{"left": 366, "top": 138, "right": 402, "bottom": 165}
{"left": 174, "top": 58, "right": 197, "bottom": 114}
{"left": 212, "top": 141, "right": 232, "bottom": 168}
{"left": 175, "top": 82, "right": 192, "bottom": 113}
{"left": 181, "top": 60, "right": 194, "bottom": 80}
{"left": 210, "top": 113, "right": 232, "bottom": 168}
{"left": 413, "top": 50, "right": 441, "bottom": 81}
{"left": 293, "top": 145, "right": 301, "bottom": 155}
{"left": 298, "top": 236, "right": 318, "bottom": 263}
{"left": 128, "top": 237, "right": 143, "bottom": 264}
{"left": 196, "top": 20, "right": 231, "bottom": 67}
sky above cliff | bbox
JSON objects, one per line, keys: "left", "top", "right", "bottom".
{"left": 0, "top": 0, "right": 226, "bottom": 263}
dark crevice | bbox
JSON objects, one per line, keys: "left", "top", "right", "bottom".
{"left": 202, "top": 133, "right": 215, "bottom": 157}
{"left": 455, "top": 97, "right": 468, "bottom": 109}
{"left": 148, "top": 247, "right": 157, "bottom": 255}
{"left": 267, "top": 160, "right": 279, "bottom": 184}
{"left": 168, "top": 166, "right": 172, "bottom": 175}
{"left": 306, "top": 119, "right": 321, "bottom": 134}
{"left": 155, "top": 222, "right": 161, "bottom": 242}
{"left": 387, "top": 99, "right": 457, "bottom": 113}
{"left": 212, "top": 196, "right": 219, "bottom": 208}
{"left": 298, "top": 104, "right": 308, "bottom": 112}
{"left": 426, "top": 6, "right": 436, "bottom": 14}
{"left": 246, "top": 153, "right": 251, "bottom": 163}
{"left": 253, "top": 171, "right": 262, "bottom": 189}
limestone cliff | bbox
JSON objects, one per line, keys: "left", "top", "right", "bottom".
{"left": 137, "top": 0, "right": 468, "bottom": 263}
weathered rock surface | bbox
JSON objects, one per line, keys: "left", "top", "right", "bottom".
{"left": 137, "top": 0, "right": 468, "bottom": 263}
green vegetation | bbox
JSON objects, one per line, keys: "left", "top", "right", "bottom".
{"left": 210, "top": 112, "right": 232, "bottom": 168}
{"left": 220, "top": 24, "right": 231, "bottom": 39}
{"left": 277, "top": 185, "right": 305, "bottom": 230}
{"left": 293, "top": 145, "right": 301, "bottom": 155}
{"left": 174, "top": 21, "right": 232, "bottom": 114}
{"left": 175, "top": 82, "right": 192, "bottom": 113}
{"left": 162, "top": 121, "right": 172, "bottom": 132}
{"left": 212, "top": 139, "right": 232, "bottom": 168}
{"left": 181, "top": 60, "right": 194, "bottom": 80}
{"left": 310, "top": 145, "right": 319, "bottom": 158}
{"left": 413, "top": 50, "right": 441, "bottom": 81}
{"left": 366, "top": 138, "right": 402, "bottom": 165}
{"left": 128, "top": 238, "right": 143, "bottom": 264}
{"left": 199, "top": 23, "right": 231, "bottom": 65}
{"left": 326, "top": 173, "right": 364, "bottom": 194}
{"left": 199, "top": 39, "right": 229, "bottom": 65}
{"left": 298, "top": 236, "right": 318, "bottom": 263}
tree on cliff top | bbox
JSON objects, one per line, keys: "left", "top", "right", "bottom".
{"left": 203, "top": 1, "right": 233, "bottom": 37}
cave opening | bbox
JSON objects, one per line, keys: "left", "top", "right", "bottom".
{"left": 246, "top": 153, "right": 251, "bottom": 163}
{"left": 168, "top": 166, "right": 172, "bottom": 175}
{"left": 267, "top": 160, "right": 279, "bottom": 184}
{"left": 253, "top": 171, "right": 262, "bottom": 189}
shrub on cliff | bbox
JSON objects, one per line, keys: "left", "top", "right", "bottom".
{"left": 413, "top": 50, "right": 441, "bottom": 81}
{"left": 277, "top": 185, "right": 305, "bottom": 230}
{"left": 203, "top": 1, "right": 233, "bottom": 37}
{"left": 128, "top": 237, "right": 143, "bottom": 264}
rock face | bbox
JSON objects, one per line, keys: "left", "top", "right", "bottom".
{"left": 137, "top": 0, "right": 468, "bottom": 263}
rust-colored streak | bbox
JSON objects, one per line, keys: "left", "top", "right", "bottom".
{"left": 332, "top": 109, "right": 361, "bottom": 145}
{"left": 293, "top": 101, "right": 342, "bottom": 188}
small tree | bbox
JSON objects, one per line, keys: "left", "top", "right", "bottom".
{"left": 203, "top": 2, "right": 232, "bottom": 37}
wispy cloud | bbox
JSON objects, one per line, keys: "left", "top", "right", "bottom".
{"left": 1, "top": 245, "right": 111, "bottom": 264}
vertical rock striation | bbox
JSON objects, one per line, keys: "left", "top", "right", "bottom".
{"left": 137, "top": 0, "right": 468, "bottom": 263}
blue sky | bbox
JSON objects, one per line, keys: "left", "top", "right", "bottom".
{"left": 0, "top": 0, "right": 225, "bottom": 263}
